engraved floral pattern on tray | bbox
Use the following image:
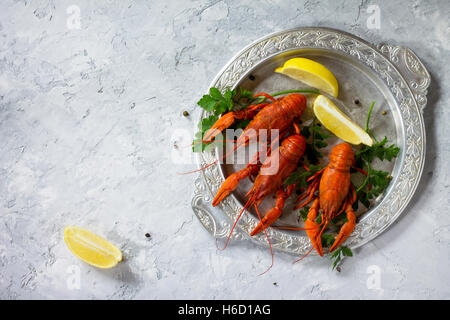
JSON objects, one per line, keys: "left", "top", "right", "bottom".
{"left": 191, "top": 27, "right": 429, "bottom": 255}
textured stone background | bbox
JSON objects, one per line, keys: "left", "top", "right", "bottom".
{"left": 0, "top": 0, "right": 449, "bottom": 299}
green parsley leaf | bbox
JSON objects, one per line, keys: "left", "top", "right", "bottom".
{"left": 192, "top": 115, "right": 218, "bottom": 152}
{"left": 311, "top": 125, "right": 332, "bottom": 140}
{"left": 342, "top": 247, "right": 353, "bottom": 257}
{"left": 302, "top": 122, "right": 331, "bottom": 164}
{"left": 301, "top": 126, "right": 311, "bottom": 138}
{"left": 238, "top": 87, "right": 254, "bottom": 100}
{"left": 356, "top": 166, "right": 393, "bottom": 208}
{"left": 330, "top": 246, "right": 353, "bottom": 270}
{"left": 355, "top": 137, "right": 400, "bottom": 164}
{"left": 356, "top": 189, "right": 370, "bottom": 208}
{"left": 299, "top": 207, "right": 309, "bottom": 222}
{"left": 231, "top": 119, "right": 251, "bottom": 130}
{"left": 305, "top": 143, "right": 323, "bottom": 165}
{"left": 197, "top": 95, "right": 218, "bottom": 112}
{"left": 209, "top": 87, "right": 222, "bottom": 100}
{"left": 284, "top": 164, "right": 323, "bottom": 187}
{"left": 354, "top": 102, "right": 400, "bottom": 207}
{"left": 197, "top": 87, "right": 236, "bottom": 116}
{"left": 331, "top": 251, "right": 341, "bottom": 270}
{"left": 314, "top": 140, "right": 328, "bottom": 149}
{"left": 331, "top": 213, "right": 348, "bottom": 225}
{"left": 315, "top": 213, "right": 322, "bottom": 224}
{"left": 198, "top": 114, "right": 218, "bottom": 131}
{"left": 321, "top": 234, "right": 335, "bottom": 248}
{"left": 368, "top": 169, "right": 391, "bottom": 197}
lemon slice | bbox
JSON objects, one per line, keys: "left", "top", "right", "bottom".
{"left": 275, "top": 58, "right": 339, "bottom": 97}
{"left": 64, "top": 226, "right": 122, "bottom": 269}
{"left": 313, "top": 95, "right": 373, "bottom": 146}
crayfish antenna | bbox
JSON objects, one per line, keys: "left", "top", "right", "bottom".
{"left": 294, "top": 246, "right": 314, "bottom": 263}
{"left": 187, "top": 138, "right": 238, "bottom": 149}
{"left": 253, "top": 93, "right": 276, "bottom": 102}
{"left": 216, "top": 195, "right": 255, "bottom": 251}
{"left": 178, "top": 135, "right": 262, "bottom": 175}
{"left": 272, "top": 225, "right": 322, "bottom": 231}
{"left": 179, "top": 144, "right": 240, "bottom": 175}
{"left": 254, "top": 204, "right": 273, "bottom": 276}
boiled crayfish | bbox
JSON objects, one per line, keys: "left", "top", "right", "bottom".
{"left": 213, "top": 124, "right": 307, "bottom": 241}
{"left": 296, "top": 142, "right": 357, "bottom": 256}
{"left": 203, "top": 93, "right": 306, "bottom": 147}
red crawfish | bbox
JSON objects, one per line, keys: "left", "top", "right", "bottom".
{"left": 296, "top": 142, "right": 357, "bottom": 256}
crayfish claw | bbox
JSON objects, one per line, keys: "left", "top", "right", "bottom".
{"left": 305, "top": 199, "right": 324, "bottom": 256}
{"left": 212, "top": 165, "right": 258, "bottom": 207}
{"left": 329, "top": 204, "right": 356, "bottom": 252}
{"left": 202, "top": 112, "right": 236, "bottom": 143}
{"left": 250, "top": 207, "right": 282, "bottom": 236}
{"left": 212, "top": 174, "right": 239, "bottom": 207}
{"left": 250, "top": 187, "right": 291, "bottom": 236}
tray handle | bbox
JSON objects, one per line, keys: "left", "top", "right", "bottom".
{"left": 191, "top": 174, "right": 247, "bottom": 240}
{"left": 377, "top": 44, "right": 430, "bottom": 112}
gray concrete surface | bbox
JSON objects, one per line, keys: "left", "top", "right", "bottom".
{"left": 0, "top": 0, "right": 449, "bottom": 299}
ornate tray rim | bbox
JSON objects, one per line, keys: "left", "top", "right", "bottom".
{"left": 191, "top": 27, "right": 429, "bottom": 256}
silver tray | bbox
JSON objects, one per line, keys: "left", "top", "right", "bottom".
{"left": 191, "top": 27, "right": 429, "bottom": 256}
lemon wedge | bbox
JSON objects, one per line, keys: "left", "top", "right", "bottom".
{"left": 275, "top": 58, "right": 339, "bottom": 97}
{"left": 64, "top": 226, "right": 122, "bottom": 269}
{"left": 313, "top": 95, "right": 373, "bottom": 146}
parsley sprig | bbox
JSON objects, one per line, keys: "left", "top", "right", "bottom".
{"left": 302, "top": 121, "right": 332, "bottom": 164}
{"left": 356, "top": 168, "right": 392, "bottom": 208}
{"left": 355, "top": 137, "right": 400, "bottom": 165}
{"left": 321, "top": 234, "right": 336, "bottom": 248}
{"left": 330, "top": 246, "right": 353, "bottom": 270}
{"left": 197, "top": 87, "right": 235, "bottom": 114}
{"left": 310, "top": 228, "right": 354, "bottom": 270}
{"left": 299, "top": 206, "right": 309, "bottom": 222}
{"left": 284, "top": 163, "right": 323, "bottom": 188}
{"left": 354, "top": 102, "right": 400, "bottom": 208}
